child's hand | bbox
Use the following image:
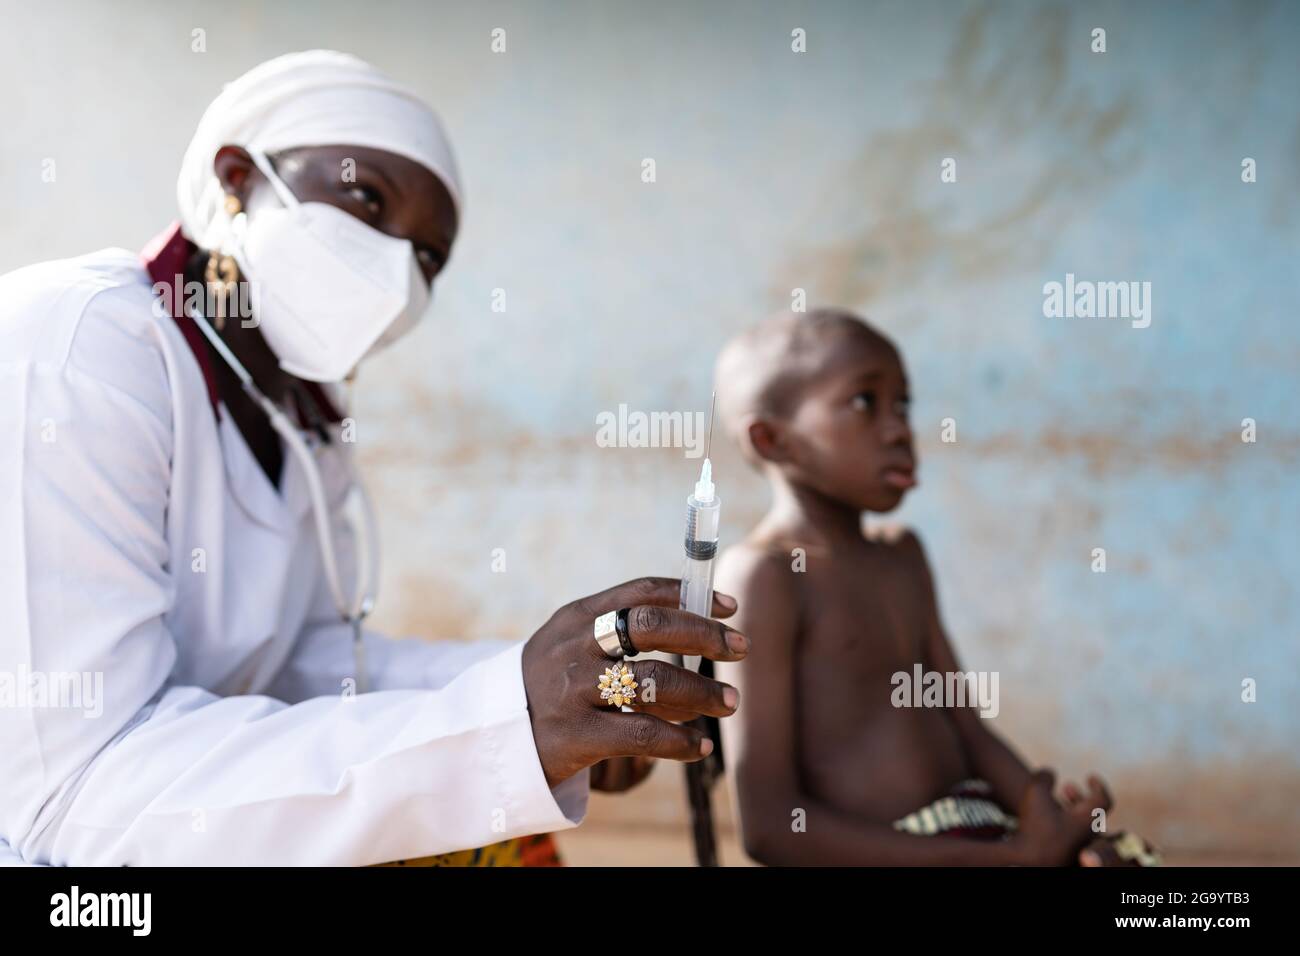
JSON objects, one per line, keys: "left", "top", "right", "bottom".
{"left": 1011, "top": 769, "right": 1108, "bottom": 866}
{"left": 1079, "top": 836, "right": 1129, "bottom": 866}
{"left": 1080, "top": 831, "right": 1162, "bottom": 867}
{"left": 1059, "top": 772, "right": 1114, "bottom": 821}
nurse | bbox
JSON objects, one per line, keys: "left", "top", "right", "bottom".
{"left": 0, "top": 51, "right": 745, "bottom": 865}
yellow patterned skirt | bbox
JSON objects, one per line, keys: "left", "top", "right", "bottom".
{"left": 372, "top": 833, "right": 562, "bottom": 867}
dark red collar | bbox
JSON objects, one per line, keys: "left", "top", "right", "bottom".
{"left": 140, "top": 223, "right": 343, "bottom": 425}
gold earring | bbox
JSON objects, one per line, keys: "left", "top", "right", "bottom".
{"left": 204, "top": 250, "right": 240, "bottom": 332}
{"left": 200, "top": 195, "right": 244, "bottom": 331}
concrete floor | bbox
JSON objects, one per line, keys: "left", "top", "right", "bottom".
{"left": 555, "top": 825, "right": 1293, "bottom": 867}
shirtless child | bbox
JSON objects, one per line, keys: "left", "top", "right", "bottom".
{"left": 713, "top": 308, "right": 1151, "bottom": 866}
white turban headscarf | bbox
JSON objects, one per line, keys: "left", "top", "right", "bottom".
{"left": 177, "top": 50, "right": 462, "bottom": 251}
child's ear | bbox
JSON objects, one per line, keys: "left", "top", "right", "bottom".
{"left": 746, "top": 418, "right": 789, "bottom": 464}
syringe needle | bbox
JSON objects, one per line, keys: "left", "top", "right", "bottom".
{"left": 706, "top": 391, "right": 716, "bottom": 461}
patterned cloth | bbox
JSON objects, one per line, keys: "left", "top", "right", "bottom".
{"left": 372, "top": 833, "right": 562, "bottom": 868}
{"left": 893, "top": 778, "right": 1161, "bottom": 865}
{"left": 893, "top": 779, "right": 1017, "bottom": 839}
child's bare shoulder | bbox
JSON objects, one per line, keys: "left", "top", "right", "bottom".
{"left": 716, "top": 537, "right": 806, "bottom": 628}
{"left": 718, "top": 537, "right": 802, "bottom": 590}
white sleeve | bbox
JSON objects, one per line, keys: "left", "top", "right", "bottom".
{"left": 0, "top": 311, "right": 586, "bottom": 866}
{"left": 46, "top": 643, "right": 588, "bottom": 866}
{"left": 0, "top": 839, "right": 39, "bottom": 867}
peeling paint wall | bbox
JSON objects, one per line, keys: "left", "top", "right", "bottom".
{"left": 4, "top": 0, "right": 1296, "bottom": 858}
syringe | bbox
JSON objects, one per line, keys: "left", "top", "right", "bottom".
{"left": 679, "top": 394, "right": 720, "bottom": 659}
{"left": 677, "top": 393, "right": 723, "bottom": 866}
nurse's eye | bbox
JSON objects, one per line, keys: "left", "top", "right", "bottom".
{"left": 345, "top": 184, "right": 383, "bottom": 217}
{"left": 851, "top": 391, "right": 877, "bottom": 414}
{"left": 895, "top": 395, "right": 911, "bottom": 418}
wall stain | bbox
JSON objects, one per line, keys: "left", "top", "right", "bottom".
{"left": 776, "top": 2, "right": 1140, "bottom": 311}
{"left": 922, "top": 426, "right": 1300, "bottom": 476}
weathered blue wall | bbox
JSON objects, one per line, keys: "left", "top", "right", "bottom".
{"left": 4, "top": 0, "right": 1295, "bottom": 857}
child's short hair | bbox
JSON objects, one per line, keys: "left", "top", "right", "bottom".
{"left": 714, "top": 307, "right": 891, "bottom": 463}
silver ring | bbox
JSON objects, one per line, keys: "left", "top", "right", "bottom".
{"left": 593, "top": 610, "right": 623, "bottom": 658}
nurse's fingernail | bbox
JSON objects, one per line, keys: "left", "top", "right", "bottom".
{"left": 716, "top": 592, "right": 738, "bottom": 610}
{"left": 726, "top": 631, "right": 749, "bottom": 653}
{"left": 699, "top": 738, "right": 714, "bottom": 756}
{"left": 723, "top": 686, "right": 739, "bottom": 710}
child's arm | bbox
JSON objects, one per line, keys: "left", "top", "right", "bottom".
{"left": 902, "top": 531, "right": 1034, "bottom": 810}
{"left": 717, "top": 543, "right": 1040, "bottom": 866}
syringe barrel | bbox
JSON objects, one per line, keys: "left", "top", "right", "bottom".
{"left": 680, "top": 493, "right": 720, "bottom": 618}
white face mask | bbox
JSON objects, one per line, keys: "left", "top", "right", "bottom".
{"left": 224, "top": 146, "right": 431, "bottom": 382}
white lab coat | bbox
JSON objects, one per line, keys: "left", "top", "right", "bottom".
{"left": 0, "top": 249, "right": 588, "bottom": 865}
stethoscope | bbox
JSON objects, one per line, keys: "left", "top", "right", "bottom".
{"left": 188, "top": 304, "right": 380, "bottom": 693}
